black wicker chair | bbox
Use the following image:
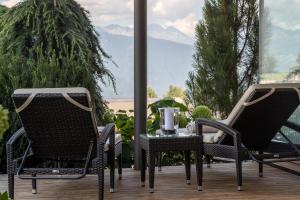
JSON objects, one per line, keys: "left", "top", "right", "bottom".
{"left": 7, "top": 88, "right": 122, "bottom": 200}
{"left": 196, "top": 83, "right": 300, "bottom": 191}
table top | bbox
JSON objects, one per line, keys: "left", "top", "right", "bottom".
{"left": 140, "top": 128, "right": 201, "bottom": 140}
{"left": 140, "top": 129, "right": 202, "bottom": 151}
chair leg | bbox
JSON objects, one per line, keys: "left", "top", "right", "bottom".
{"left": 149, "top": 151, "right": 156, "bottom": 193}
{"left": 118, "top": 154, "right": 122, "bottom": 180}
{"left": 259, "top": 151, "right": 263, "bottom": 177}
{"left": 259, "top": 162, "right": 263, "bottom": 177}
{"left": 32, "top": 174, "right": 37, "bottom": 194}
{"left": 205, "top": 155, "right": 211, "bottom": 168}
{"left": 98, "top": 168, "right": 104, "bottom": 200}
{"left": 195, "top": 150, "right": 203, "bottom": 191}
{"left": 8, "top": 173, "right": 14, "bottom": 200}
{"left": 157, "top": 152, "right": 162, "bottom": 172}
{"left": 109, "top": 150, "right": 115, "bottom": 193}
{"left": 184, "top": 151, "right": 191, "bottom": 184}
{"left": 236, "top": 158, "right": 242, "bottom": 191}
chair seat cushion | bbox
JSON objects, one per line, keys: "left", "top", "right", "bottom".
{"left": 174, "top": 128, "right": 219, "bottom": 144}
{"left": 98, "top": 127, "right": 122, "bottom": 151}
{"left": 185, "top": 121, "right": 226, "bottom": 143}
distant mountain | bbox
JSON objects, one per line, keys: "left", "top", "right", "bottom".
{"left": 97, "top": 26, "right": 194, "bottom": 99}
{"left": 99, "top": 23, "right": 300, "bottom": 99}
{"left": 103, "top": 24, "right": 133, "bottom": 37}
{"left": 102, "top": 24, "right": 193, "bottom": 45}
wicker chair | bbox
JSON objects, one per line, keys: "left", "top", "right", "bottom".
{"left": 7, "top": 88, "right": 122, "bottom": 200}
{"left": 196, "top": 83, "right": 300, "bottom": 191}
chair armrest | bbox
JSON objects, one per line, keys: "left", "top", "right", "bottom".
{"left": 196, "top": 118, "right": 240, "bottom": 138}
{"left": 99, "top": 123, "right": 115, "bottom": 144}
{"left": 196, "top": 118, "right": 242, "bottom": 148}
{"left": 6, "top": 128, "right": 26, "bottom": 148}
{"left": 284, "top": 121, "right": 300, "bottom": 134}
{"left": 96, "top": 123, "right": 115, "bottom": 165}
{"left": 6, "top": 128, "right": 26, "bottom": 174}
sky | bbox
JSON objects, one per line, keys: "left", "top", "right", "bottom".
{"left": 1, "top": 0, "right": 300, "bottom": 36}
{"left": 265, "top": 0, "right": 300, "bottom": 31}
{"left": 0, "top": 0, "right": 204, "bottom": 37}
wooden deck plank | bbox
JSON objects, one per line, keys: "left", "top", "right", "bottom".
{"left": 1, "top": 162, "right": 299, "bottom": 200}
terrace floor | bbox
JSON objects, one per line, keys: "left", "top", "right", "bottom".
{"left": 1, "top": 162, "right": 300, "bottom": 200}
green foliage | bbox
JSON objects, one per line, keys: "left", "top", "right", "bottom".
{"left": 0, "top": 0, "right": 114, "bottom": 172}
{"left": 0, "top": 5, "right": 8, "bottom": 17}
{"left": 186, "top": 0, "right": 259, "bottom": 118}
{"left": 147, "top": 87, "right": 158, "bottom": 98}
{"left": 165, "top": 85, "right": 185, "bottom": 98}
{"left": 178, "top": 113, "right": 190, "bottom": 128}
{"left": 148, "top": 98, "right": 189, "bottom": 133}
{"left": 0, "top": 192, "right": 10, "bottom": 200}
{"left": 0, "top": 105, "right": 9, "bottom": 140}
{"left": 113, "top": 110, "right": 134, "bottom": 144}
{"left": 102, "top": 109, "right": 115, "bottom": 124}
{"left": 191, "top": 105, "right": 213, "bottom": 120}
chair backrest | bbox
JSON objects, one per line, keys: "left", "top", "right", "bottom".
{"left": 220, "top": 83, "right": 300, "bottom": 150}
{"left": 12, "top": 88, "right": 98, "bottom": 160}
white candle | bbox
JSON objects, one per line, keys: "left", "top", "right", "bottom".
{"left": 164, "top": 108, "right": 174, "bottom": 130}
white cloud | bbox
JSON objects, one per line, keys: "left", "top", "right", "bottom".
{"left": 152, "top": 1, "right": 166, "bottom": 16}
{"left": 166, "top": 13, "right": 198, "bottom": 38}
{"left": 150, "top": 0, "right": 203, "bottom": 19}
{"left": 0, "top": 0, "right": 204, "bottom": 37}
{"left": 1, "top": 0, "right": 20, "bottom": 7}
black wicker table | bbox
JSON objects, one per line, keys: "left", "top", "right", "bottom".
{"left": 140, "top": 132, "right": 203, "bottom": 193}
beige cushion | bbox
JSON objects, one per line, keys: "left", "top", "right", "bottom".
{"left": 186, "top": 121, "right": 218, "bottom": 133}
{"left": 186, "top": 120, "right": 226, "bottom": 143}
{"left": 98, "top": 126, "right": 122, "bottom": 151}
{"left": 176, "top": 128, "right": 218, "bottom": 144}
{"left": 14, "top": 87, "right": 90, "bottom": 95}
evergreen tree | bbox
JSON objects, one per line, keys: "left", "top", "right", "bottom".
{"left": 186, "top": 0, "right": 259, "bottom": 118}
{"left": 0, "top": 0, "right": 115, "bottom": 172}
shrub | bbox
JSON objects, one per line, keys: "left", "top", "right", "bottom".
{"left": 0, "top": 191, "right": 10, "bottom": 200}
{"left": 0, "top": 105, "right": 9, "bottom": 140}
{"left": 191, "top": 105, "right": 213, "bottom": 120}
{"left": 114, "top": 110, "right": 135, "bottom": 144}
{"left": 178, "top": 113, "right": 190, "bottom": 128}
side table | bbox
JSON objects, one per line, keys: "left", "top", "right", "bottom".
{"left": 140, "top": 132, "right": 203, "bottom": 193}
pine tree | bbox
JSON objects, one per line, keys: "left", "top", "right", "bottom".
{"left": 186, "top": 0, "right": 259, "bottom": 118}
{"left": 0, "top": 0, "right": 115, "bottom": 172}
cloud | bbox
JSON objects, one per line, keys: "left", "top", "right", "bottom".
{"left": 265, "top": 0, "right": 300, "bottom": 31}
{"left": 0, "top": 0, "right": 204, "bottom": 37}
{"left": 152, "top": 1, "right": 166, "bottom": 16}
{"left": 150, "top": 0, "right": 203, "bottom": 20}
{"left": 77, "top": 0, "right": 134, "bottom": 27}
{"left": 166, "top": 13, "right": 198, "bottom": 38}
{"left": 1, "top": 0, "right": 19, "bottom": 7}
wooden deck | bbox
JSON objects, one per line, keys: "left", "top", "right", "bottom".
{"left": 1, "top": 162, "right": 300, "bottom": 200}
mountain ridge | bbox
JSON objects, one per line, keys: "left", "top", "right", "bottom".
{"left": 97, "top": 26, "right": 194, "bottom": 99}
